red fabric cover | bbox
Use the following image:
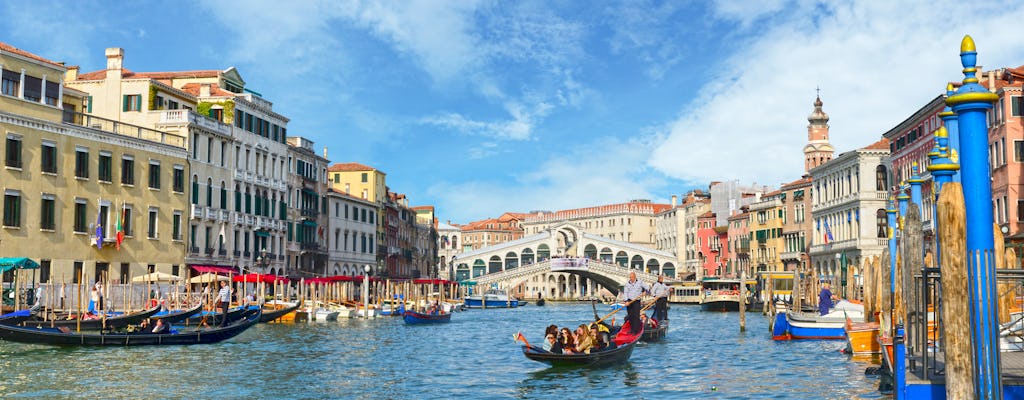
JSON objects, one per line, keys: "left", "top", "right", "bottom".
{"left": 614, "top": 320, "right": 643, "bottom": 346}
{"left": 232, "top": 273, "right": 289, "bottom": 283}
{"left": 191, "top": 265, "right": 237, "bottom": 274}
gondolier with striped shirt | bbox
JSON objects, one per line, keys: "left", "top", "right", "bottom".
{"left": 621, "top": 271, "right": 649, "bottom": 334}
{"left": 650, "top": 275, "right": 670, "bottom": 322}
{"left": 217, "top": 281, "right": 232, "bottom": 327}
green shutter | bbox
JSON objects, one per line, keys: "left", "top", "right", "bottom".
{"left": 280, "top": 202, "right": 286, "bottom": 220}
{"left": 235, "top": 192, "right": 241, "bottom": 212}
{"left": 122, "top": 95, "right": 129, "bottom": 112}
{"left": 287, "top": 222, "right": 293, "bottom": 241}
{"left": 135, "top": 95, "right": 142, "bottom": 111}
{"left": 87, "top": 96, "right": 93, "bottom": 113}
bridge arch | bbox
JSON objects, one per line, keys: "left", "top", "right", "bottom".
{"left": 615, "top": 251, "right": 628, "bottom": 267}
{"left": 599, "top": 247, "right": 613, "bottom": 263}
{"left": 488, "top": 256, "right": 502, "bottom": 274}
{"left": 583, "top": 244, "right": 598, "bottom": 259}
{"left": 537, "top": 244, "right": 551, "bottom": 261}
{"left": 521, "top": 248, "right": 535, "bottom": 265}
{"left": 646, "top": 259, "right": 660, "bottom": 274}
{"left": 505, "top": 252, "right": 518, "bottom": 269}
{"left": 472, "top": 260, "right": 485, "bottom": 277}
{"left": 630, "top": 255, "right": 644, "bottom": 269}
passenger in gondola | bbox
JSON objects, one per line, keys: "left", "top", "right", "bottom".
{"left": 546, "top": 332, "right": 564, "bottom": 354}
{"left": 559, "top": 327, "right": 577, "bottom": 354}
{"left": 575, "top": 324, "right": 595, "bottom": 354}
{"left": 151, "top": 318, "right": 169, "bottom": 334}
{"left": 589, "top": 324, "right": 608, "bottom": 351}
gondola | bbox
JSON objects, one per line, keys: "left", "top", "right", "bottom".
{"left": 0, "top": 310, "right": 33, "bottom": 326}
{"left": 183, "top": 305, "right": 250, "bottom": 326}
{"left": 522, "top": 320, "right": 643, "bottom": 367}
{"left": 12, "top": 304, "right": 162, "bottom": 330}
{"left": 260, "top": 301, "right": 301, "bottom": 323}
{"left": 536, "top": 298, "right": 546, "bottom": 307}
{"left": 640, "top": 318, "right": 668, "bottom": 342}
{"left": 402, "top": 310, "right": 451, "bottom": 324}
{"left": 152, "top": 302, "right": 204, "bottom": 324}
{"left": 0, "top": 309, "right": 261, "bottom": 346}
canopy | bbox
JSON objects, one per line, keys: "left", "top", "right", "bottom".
{"left": 0, "top": 257, "right": 40, "bottom": 273}
{"left": 413, "top": 279, "right": 452, "bottom": 285}
{"left": 232, "top": 273, "right": 289, "bottom": 284}
{"left": 190, "top": 265, "right": 237, "bottom": 275}
{"left": 131, "top": 272, "right": 182, "bottom": 283}
{"left": 188, "top": 273, "right": 231, "bottom": 283}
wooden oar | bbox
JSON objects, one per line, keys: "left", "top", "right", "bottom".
{"left": 593, "top": 298, "right": 637, "bottom": 326}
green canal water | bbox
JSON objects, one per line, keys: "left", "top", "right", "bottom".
{"left": 0, "top": 303, "right": 883, "bottom": 399}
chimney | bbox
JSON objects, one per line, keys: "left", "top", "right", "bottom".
{"left": 200, "top": 83, "right": 211, "bottom": 97}
{"left": 105, "top": 48, "right": 124, "bottom": 80}
{"left": 671, "top": 195, "right": 678, "bottom": 207}
{"left": 65, "top": 66, "right": 79, "bottom": 81}
{"left": 323, "top": 146, "right": 328, "bottom": 159}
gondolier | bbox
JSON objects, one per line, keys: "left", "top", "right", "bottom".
{"left": 620, "top": 271, "right": 649, "bottom": 334}
{"left": 217, "top": 281, "right": 232, "bottom": 327}
{"left": 650, "top": 275, "right": 669, "bottom": 322}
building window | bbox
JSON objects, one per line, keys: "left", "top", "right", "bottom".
{"left": 5, "top": 135, "right": 22, "bottom": 168}
{"left": 121, "top": 156, "right": 135, "bottom": 185}
{"left": 168, "top": 100, "right": 179, "bottom": 110}
{"left": 148, "top": 161, "right": 161, "bottom": 189}
{"left": 22, "top": 75, "right": 41, "bottom": 102}
{"left": 3, "top": 191, "right": 21, "bottom": 227}
{"left": 1, "top": 70, "right": 19, "bottom": 96}
{"left": 1015, "top": 140, "right": 1024, "bottom": 163}
{"left": 154, "top": 95, "right": 165, "bottom": 110}
{"left": 172, "top": 211, "right": 182, "bottom": 240}
{"left": 148, "top": 208, "right": 158, "bottom": 239}
{"left": 173, "top": 166, "right": 184, "bottom": 193}
{"left": 123, "top": 206, "right": 133, "bottom": 236}
{"left": 41, "top": 141, "right": 57, "bottom": 173}
{"left": 361, "top": 172, "right": 368, "bottom": 183}
{"left": 74, "top": 199, "right": 87, "bottom": 233}
{"left": 1012, "top": 96, "right": 1023, "bottom": 117}
{"left": 123, "top": 94, "right": 142, "bottom": 111}
{"left": 74, "top": 148, "right": 89, "bottom": 178}
{"left": 44, "top": 81, "right": 58, "bottom": 106}
{"left": 98, "top": 152, "right": 111, "bottom": 182}
{"left": 40, "top": 195, "right": 55, "bottom": 230}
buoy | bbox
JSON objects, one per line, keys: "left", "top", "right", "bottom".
{"left": 711, "top": 386, "right": 718, "bottom": 391}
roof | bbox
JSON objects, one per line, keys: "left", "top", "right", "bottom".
{"left": 411, "top": 206, "right": 434, "bottom": 212}
{"left": 326, "top": 188, "right": 375, "bottom": 205}
{"left": 698, "top": 211, "right": 715, "bottom": 219}
{"left": 523, "top": 201, "right": 672, "bottom": 222}
{"left": 727, "top": 212, "right": 749, "bottom": 221}
{"left": 780, "top": 176, "right": 812, "bottom": 190}
{"left": 75, "top": 68, "right": 220, "bottom": 81}
{"left": 328, "top": 162, "right": 379, "bottom": 173}
{"left": 861, "top": 138, "right": 890, "bottom": 151}
{"left": 180, "top": 82, "right": 235, "bottom": 97}
{"left": 0, "top": 42, "right": 65, "bottom": 69}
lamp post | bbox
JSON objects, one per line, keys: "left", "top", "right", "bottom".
{"left": 836, "top": 252, "right": 847, "bottom": 299}
{"left": 363, "top": 264, "right": 371, "bottom": 319}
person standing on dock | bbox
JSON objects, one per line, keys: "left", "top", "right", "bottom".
{"left": 650, "top": 275, "right": 670, "bottom": 322}
{"left": 217, "top": 280, "right": 232, "bottom": 326}
{"left": 818, "top": 282, "right": 835, "bottom": 316}
{"left": 621, "top": 271, "right": 649, "bottom": 334}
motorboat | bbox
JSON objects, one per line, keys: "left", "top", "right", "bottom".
{"left": 465, "top": 289, "right": 526, "bottom": 309}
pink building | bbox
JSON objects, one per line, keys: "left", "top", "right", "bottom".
{"left": 697, "top": 211, "right": 729, "bottom": 277}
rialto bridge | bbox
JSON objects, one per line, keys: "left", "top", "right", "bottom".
{"left": 452, "top": 224, "right": 678, "bottom": 300}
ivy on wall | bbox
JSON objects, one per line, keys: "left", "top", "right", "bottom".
{"left": 148, "top": 85, "right": 159, "bottom": 110}
{"left": 196, "top": 99, "right": 235, "bottom": 123}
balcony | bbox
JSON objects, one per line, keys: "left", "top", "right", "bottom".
{"left": 218, "top": 249, "right": 227, "bottom": 256}
{"left": 278, "top": 255, "right": 286, "bottom": 261}
{"left": 244, "top": 250, "right": 251, "bottom": 258}
{"left": 190, "top": 246, "right": 200, "bottom": 254}
{"left": 233, "top": 250, "right": 241, "bottom": 257}
{"left": 275, "top": 181, "right": 287, "bottom": 192}
{"left": 190, "top": 205, "right": 203, "bottom": 220}
{"left": 256, "top": 175, "right": 270, "bottom": 187}
{"left": 204, "top": 208, "right": 217, "bottom": 220}
{"left": 780, "top": 251, "right": 804, "bottom": 262}
{"left": 234, "top": 169, "right": 245, "bottom": 181}
{"left": 205, "top": 247, "right": 215, "bottom": 255}
{"left": 219, "top": 210, "right": 230, "bottom": 222}
{"left": 155, "top": 109, "right": 231, "bottom": 137}
{"left": 300, "top": 209, "right": 318, "bottom": 218}
{"left": 69, "top": 111, "right": 187, "bottom": 148}
{"left": 245, "top": 215, "right": 255, "bottom": 226}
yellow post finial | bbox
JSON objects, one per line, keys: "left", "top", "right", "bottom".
{"left": 961, "top": 35, "right": 976, "bottom": 53}
{"left": 946, "top": 83, "right": 954, "bottom": 92}
{"left": 937, "top": 126, "right": 948, "bottom": 138}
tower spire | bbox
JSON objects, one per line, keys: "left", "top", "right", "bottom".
{"left": 803, "top": 91, "right": 834, "bottom": 173}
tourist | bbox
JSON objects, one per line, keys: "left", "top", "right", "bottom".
{"left": 546, "top": 332, "right": 563, "bottom": 354}
{"left": 589, "top": 324, "right": 607, "bottom": 351}
{"left": 151, "top": 318, "right": 169, "bottom": 334}
{"left": 88, "top": 285, "right": 100, "bottom": 313}
{"left": 95, "top": 282, "right": 104, "bottom": 312}
{"left": 620, "top": 271, "right": 649, "bottom": 334}
{"left": 650, "top": 275, "right": 670, "bottom": 321}
{"left": 575, "top": 324, "right": 595, "bottom": 354}
{"left": 560, "top": 327, "right": 577, "bottom": 354}
{"left": 59, "top": 283, "right": 66, "bottom": 310}
{"left": 217, "top": 281, "right": 232, "bottom": 326}
{"left": 819, "top": 282, "right": 836, "bottom": 316}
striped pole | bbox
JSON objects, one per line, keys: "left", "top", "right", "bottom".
{"left": 947, "top": 35, "right": 1001, "bottom": 399}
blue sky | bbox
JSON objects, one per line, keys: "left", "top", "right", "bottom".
{"left": 4, "top": 1, "right": 1024, "bottom": 223}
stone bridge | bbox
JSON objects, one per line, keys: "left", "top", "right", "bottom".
{"left": 468, "top": 257, "right": 666, "bottom": 298}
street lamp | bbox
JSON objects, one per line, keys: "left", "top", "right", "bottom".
{"left": 363, "top": 264, "right": 371, "bottom": 319}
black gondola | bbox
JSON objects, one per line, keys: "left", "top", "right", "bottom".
{"left": 259, "top": 301, "right": 301, "bottom": 323}
{"left": 12, "top": 304, "right": 162, "bottom": 330}
{"left": 640, "top": 319, "right": 668, "bottom": 342}
{"left": 0, "top": 310, "right": 32, "bottom": 326}
{"left": 536, "top": 298, "right": 546, "bottom": 306}
{"left": 521, "top": 321, "right": 643, "bottom": 367}
{"left": 183, "top": 305, "right": 250, "bottom": 325}
{"left": 152, "top": 303, "right": 205, "bottom": 324}
{"left": 0, "top": 309, "right": 261, "bottom": 346}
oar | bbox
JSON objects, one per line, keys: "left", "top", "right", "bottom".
{"left": 591, "top": 299, "right": 599, "bottom": 321}
{"left": 593, "top": 298, "right": 637, "bottom": 326}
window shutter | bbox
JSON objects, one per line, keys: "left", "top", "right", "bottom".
{"left": 87, "top": 96, "right": 93, "bottom": 113}
{"left": 135, "top": 95, "right": 142, "bottom": 111}
{"left": 122, "top": 95, "right": 129, "bottom": 112}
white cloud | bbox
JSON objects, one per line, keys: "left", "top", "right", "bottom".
{"left": 649, "top": 0, "right": 1024, "bottom": 187}
{"left": 429, "top": 135, "right": 668, "bottom": 221}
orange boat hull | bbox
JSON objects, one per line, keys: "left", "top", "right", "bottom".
{"left": 845, "top": 321, "right": 881, "bottom": 354}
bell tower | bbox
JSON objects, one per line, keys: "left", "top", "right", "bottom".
{"left": 803, "top": 91, "right": 834, "bottom": 173}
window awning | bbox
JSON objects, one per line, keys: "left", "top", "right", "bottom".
{"left": 302, "top": 220, "right": 317, "bottom": 227}
{"left": 255, "top": 231, "right": 270, "bottom": 237}
{"left": 190, "top": 265, "right": 238, "bottom": 275}
{"left": 0, "top": 257, "right": 40, "bottom": 273}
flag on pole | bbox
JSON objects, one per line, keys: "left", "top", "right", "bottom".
{"left": 95, "top": 202, "right": 104, "bottom": 249}
{"left": 115, "top": 202, "right": 125, "bottom": 250}
{"left": 823, "top": 220, "right": 834, "bottom": 244}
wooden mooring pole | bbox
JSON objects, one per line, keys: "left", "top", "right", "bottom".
{"left": 739, "top": 268, "right": 746, "bottom": 332}
{"left": 938, "top": 183, "right": 972, "bottom": 399}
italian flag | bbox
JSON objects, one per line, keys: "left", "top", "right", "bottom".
{"left": 115, "top": 205, "right": 125, "bottom": 250}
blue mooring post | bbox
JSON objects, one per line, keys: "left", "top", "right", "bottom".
{"left": 940, "top": 84, "right": 962, "bottom": 183}
{"left": 928, "top": 126, "right": 959, "bottom": 270}
{"left": 894, "top": 325, "right": 907, "bottom": 400}
{"left": 908, "top": 163, "right": 923, "bottom": 216}
{"left": 887, "top": 199, "right": 898, "bottom": 328}
{"left": 947, "top": 35, "right": 1002, "bottom": 399}
{"left": 897, "top": 189, "right": 910, "bottom": 229}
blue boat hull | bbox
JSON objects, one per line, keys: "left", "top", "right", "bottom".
{"left": 464, "top": 298, "right": 526, "bottom": 308}
{"left": 402, "top": 311, "right": 451, "bottom": 324}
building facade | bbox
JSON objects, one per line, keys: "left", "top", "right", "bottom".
{"left": 285, "top": 136, "right": 329, "bottom": 276}
{"left": 325, "top": 189, "right": 377, "bottom": 276}
{"left": 748, "top": 191, "right": 785, "bottom": 274}
{"left": 522, "top": 200, "right": 670, "bottom": 249}
{"left": 779, "top": 177, "right": 813, "bottom": 272}
{"left": 2, "top": 43, "right": 188, "bottom": 284}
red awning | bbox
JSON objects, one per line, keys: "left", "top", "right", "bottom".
{"left": 232, "top": 273, "right": 289, "bottom": 284}
{"left": 413, "top": 279, "right": 452, "bottom": 285}
{"left": 190, "top": 265, "right": 237, "bottom": 275}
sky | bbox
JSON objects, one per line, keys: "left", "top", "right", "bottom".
{"left": 4, "top": 0, "right": 1024, "bottom": 224}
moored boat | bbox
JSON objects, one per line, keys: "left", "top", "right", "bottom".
{"left": 152, "top": 302, "right": 205, "bottom": 325}
{"left": 13, "top": 304, "right": 162, "bottom": 330}
{"left": 402, "top": 310, "right": 451, "bottom": 324}
{"left": 0, "top": 309, "right": 261, "bottom": 346}
{"left": 777, "top": 300, "right": 865, "bottom": 340}
{"left": 699, "top": 279, "right": 748, "bottom": 312}
{"left": 260, "top": 301, "right": 301, "bottom": 323}
{"left": 465, "top": 289, "right": 526, "bottom": 308}
{"left": 521, "top": 320, "right": 643, "bottom": 367}
{"left": 640, "top": 318, "right": 668, "bottom": 342}
{"left": 845, "top": 319, "right": 881, "bottom": 355}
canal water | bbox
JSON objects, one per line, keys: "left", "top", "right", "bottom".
{"left": 0, "top": 303, "right": 883, "bottom": 399}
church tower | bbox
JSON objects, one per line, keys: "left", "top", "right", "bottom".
{"left": 803, "top": 94, "right": 834, "bottom": 173}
